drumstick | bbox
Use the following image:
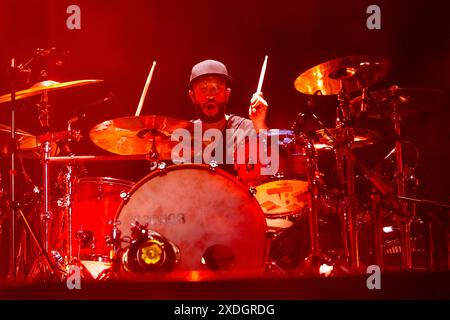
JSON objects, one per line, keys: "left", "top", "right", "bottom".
{"left": 256, "top": 55, "right": 268, "bottom": 93}
{"left": 135, "top": 60, "right": 157, "bottom": 116}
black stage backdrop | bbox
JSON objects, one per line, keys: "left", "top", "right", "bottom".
{"left": 0, "top": 0, "right": 449, "bottom": 202}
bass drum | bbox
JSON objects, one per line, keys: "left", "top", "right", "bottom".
{"left": 115, "top": 164, "right": 268, "bottom": 277}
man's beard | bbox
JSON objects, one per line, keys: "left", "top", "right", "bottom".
{"left": 194, "top": 102, "right": 227, "bottom": 123}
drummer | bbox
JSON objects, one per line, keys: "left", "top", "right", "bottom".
{"left": 186, "top": 59, "right": 269, "bottom": 172}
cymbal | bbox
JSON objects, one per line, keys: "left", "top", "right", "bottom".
{"left": 350, "top": 87, "right": 447, "bottom": 119}
{"left": 0, "top": 124, "right": 38, "bottom": 154}
{"left": 0, "top": 79, "right": 103, "bottom": 104}
{"left": 0, "top": 124, "right": 61, "bottom": 158}
{"left": 89, "top": 115, "right": 195, "bottom": 157}
{"left": 294, "top": 56, "right": 389, "bottom": 95}
{"left": 312, "top": 128, "right": 380, "bottom": 149}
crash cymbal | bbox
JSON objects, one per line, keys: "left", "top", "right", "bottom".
{"left": 90, "top": 115, "right": 195, "bottom": 157}
{"left": 350, "top": 87, "right": 447, "bottom": 119}
{"left": 294, "top": 56, "right": 389, "bottom": 95}
{"left": 312, "top": 128, "right": 380, "bottom": 149}
{"left": 0, "top": 79, "right": 103, "bottom": 104}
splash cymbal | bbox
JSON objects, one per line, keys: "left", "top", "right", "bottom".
{"left": 89, "top": 115, "right": 195, "bottom": 157}
{"left": 294, "top": 56, "right": 389, "bottom": 95}
{"left": 0, "top": 79, "right": 103, "bottom": 104}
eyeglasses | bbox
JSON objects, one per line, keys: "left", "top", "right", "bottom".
{"left": 193, "top": 79, "right": 227, "bottom": 95}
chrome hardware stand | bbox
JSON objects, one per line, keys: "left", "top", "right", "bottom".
{"left": 334, "top": 87, "right": 360, "bottom": 270}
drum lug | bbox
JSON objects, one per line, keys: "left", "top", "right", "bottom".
{"left": 157, "top": 161, "right": 167, "bottom": 172}
{"left": 208, "top": 160, "right": 218, "bottom": 171}
{"left": 249, "top": 186, "right": 257, "bottom": 196}
{"left": 120, "top": 191, "right": 130, "bottom": 202}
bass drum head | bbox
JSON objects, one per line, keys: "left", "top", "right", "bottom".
{"left": 116, "top": 164, "right": 268, "bottom": 277}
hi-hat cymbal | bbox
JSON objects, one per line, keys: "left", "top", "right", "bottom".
{"left": 0, "top": 79, "right": 103, "bottom": 104}
{"left": 90, "top": 115, "right": 195, "bottom": 157}
{"left": 0, "top": 124, "right": 61, "bottom": 158}
{"left": 312, "top": 128, "right": 380, "bottom": 149}
{"left": 350, "top": 87, "right": 447, "bottom": 119}
{"left": 0, "top": 124, "right": 38, "bottom": 154}
{"left": 294, "top": 56, "right": 389, "bottom": 95}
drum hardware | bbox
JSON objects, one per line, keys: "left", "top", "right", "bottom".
{"left": 0, "top": 60, "right": 105, "bottom": 281}
{"left": 349, "top": 87, "right": 446, "bottom": 120}
{"left": 208, "top": 160, "right": 219, "bottom": 170}
{"left": 294, "top": 125, "right": 335, "bottom": 276}
{"left": 293, "top": 56, "right": 391, "bottom": 273}
{"left": 351, "top": 86, "right": 447, "bottom": 269}
{"left": 3, "top": 53, "right": 64, "bottom": 281}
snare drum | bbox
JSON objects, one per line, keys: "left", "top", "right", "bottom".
{"left": 115, "top": 164, "right": 269, "bottom": 277}
{"left": 235, "top": 129, "right": 311, "bottom": 218}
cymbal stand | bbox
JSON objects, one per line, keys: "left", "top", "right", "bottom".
{"left": 293, "top": 95, "right": 338, "bottom": 276}
{"left": 334, "top": 87, "right": 360, "bottom": 270}
{"left": 38, "top": 90, "right": 53, "bottom": 254}
{"left": 62, "top": 160, "right": 75, "bottom": 262}
{"left": 304, "top": 91, "right": 395, "bottom": 271}
{"left": 391, "top": 95, "right": 414, "bottom": 269}
{"left": 8, "top": 58, "right": 18, "bottom": 281}
{"left": 306, "top": 135, "right": 321, "bottom": 257}
{"left": 7, "top": 57, "right": 57, "bottom": 281}
{"left": 137, "top": 128, "right": 161, "bottom": 170}
{"left": 60, "top": 119, "right": 82, "bottom": 264}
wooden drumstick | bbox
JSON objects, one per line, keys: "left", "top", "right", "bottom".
{"left": 256, "top": 55, "right": 268, "bottom": 93}
{"left": 135, "top": 60, "right": 157, "bottom": 116}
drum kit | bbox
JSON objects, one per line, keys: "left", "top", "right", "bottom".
{"left": 0, "top": 54, "right": 448, "bottom": 283}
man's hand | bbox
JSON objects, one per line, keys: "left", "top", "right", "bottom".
{"left": 249, "top": 92, "right": 269, "bottom": 131}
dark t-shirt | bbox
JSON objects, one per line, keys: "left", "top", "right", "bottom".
{"left": 190, "top": 114, "right": 255, "bottom": 175}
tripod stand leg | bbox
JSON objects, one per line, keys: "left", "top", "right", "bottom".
{"left": 371, "top": 194, "right": 384, "bottom": 269}
{"left": 16, "top": 208, "right": 59, "bottom": 282}
{"left": 400, "top": 222, "right": 413, "bottom": 268}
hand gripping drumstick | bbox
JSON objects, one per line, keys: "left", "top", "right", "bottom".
{"left": 256, "top": 55, "right": 268, "bottom": 93}
{"left": 135, "top": 60, "right": 157, "bottom": 116}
